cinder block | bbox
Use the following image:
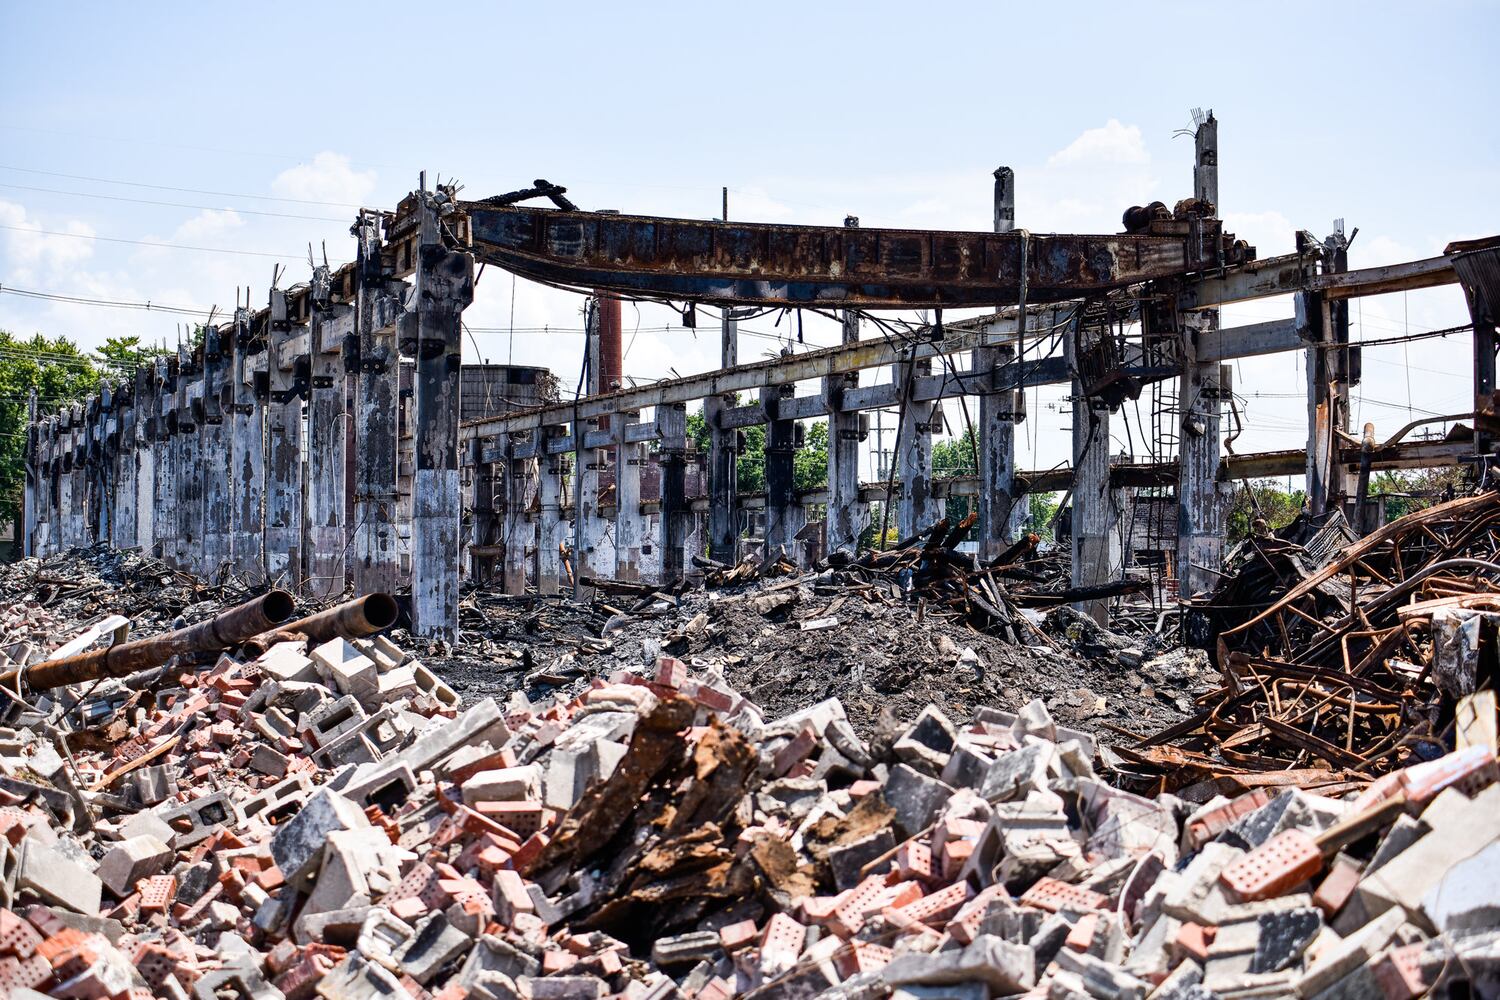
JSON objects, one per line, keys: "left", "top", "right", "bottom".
{"left": 883, "top": 764, "right": 955, "bottom": 837}
{"left": 271, "top": 787, "right": 371, "bottom": 890}
{"left": 462, "top": 765, "right": 542, "bottom": 806}
{"left": 158, "top": 790, "right": 242, "bottom": 848}
{"left": 256, "top": 642, "right": 318, "bottom": 684}
{"left": 96, "top": 835, "right": 172, "bottom": 897}
{"left": 16, "top": 839, "right": 102, "bottom": 913}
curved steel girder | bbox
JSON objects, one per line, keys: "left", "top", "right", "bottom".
{"left": 463, "top": 203, "right": 1251, "bottom": 308}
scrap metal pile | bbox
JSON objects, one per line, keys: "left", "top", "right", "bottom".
{"left": 0, "top": 577, "right": 1498, "bottom": 999}
{"left": 1128, "top": 490, "right": 1500, "bottom": 790}
{"left": 696, "top": 514, "right": 1141, "bottom": 644}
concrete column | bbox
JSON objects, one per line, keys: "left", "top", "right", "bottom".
{"left": 1067, "top": 319, "right": 1118, "bottom": 624}
{"left": 352, "top": 211, "right": 404, "bottom": 595}
{"left": 470, "top": 436, "right": 499, "bottom": 585}
{"left": 265, "top": 288, "right": 305, "bottom": 585}
{"left": 501, "top": 438, "right": 529, "bottom": 594}
{"left": 32, "top": 416, "right": 50, "bottom": 557}
{"left": 305, "top": 266, "right": 350, "bottom": 598}
{"left": 154, "top": 359, "right": 178, "bottom": 565}
{"left": 111, "top": 381, "right": 137, "bottom": 550}
{"left": 89, "top": 394, "right": 108, "bottom": 544}
{"left": 1306, "top": 232, "right": 1351, "bottom": 516}
{"left": 408, "top": 191, "right": 475, "bottom": 640}
{"left": 896, "top": 355, "right": 940, "bottom": 539}
{"left": 978, "top": 168, "right": 1019, "bottom": 560}
{"left": 614, "top": 411, "right": 645, "bottom": 580}
{"left": 200, "top": 326, "right": 233, "bottom": 580}
{"left": 55, "top": 418, "right": 72, "bottom": 553}
{"left": 655, "top": 402, "right": 689, "bottom": 583}
{"left": 177, "top": 351, "right": 205, "bottom": 574}
{"left": 23, "top": 392, "right": 37, "bottom": 557}
{"left": 707, "top": 308, "right": 739, "bottom": 563}
{"left": 1176, "top": 111, "right": 1227, "bottom": 597}
{"left": 230, "top": 309, "right": 266, "bottom": 583}
{"left": 825, "top": 221, "right": 867, "bottom": 555}
{"left": 133, "top": 366, "right": 155, "bottom": 554}
{"left": 73, "top": 405, "right": 89, "bottom": 547}
{"left": 761, "top": 385, "right": 804, "bottom": 553}
{"left": 536, "top": 426, "right": 565, "bottom": 594}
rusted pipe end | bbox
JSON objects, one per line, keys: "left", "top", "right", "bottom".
{"left": 361, "top": 593, "right": 400, "bottom": 631}
{"left": 263, "top": 589, "right": 296, "bottom": 624}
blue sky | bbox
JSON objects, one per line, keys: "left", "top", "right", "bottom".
{"left": 3, "top": 2, "right": 1497, "bottom": 474}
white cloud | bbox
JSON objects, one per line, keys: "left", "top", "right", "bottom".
{"left": 0, "top": 199, "right": 96, "bottom": 274}
{"left": 171, "top": 208, "right": 245, "bottom": 242}
{"left": 724, "top": 186, "right": 793, "bottom": 221}
{"left": 1047, "top": 120, "right": 1149, "bottom": 167}
{"left": 272, "top": 152, "right": 378, "bottom": 206}
{"left": 1223, "top": 209, "right": 1297, "bottom": 258}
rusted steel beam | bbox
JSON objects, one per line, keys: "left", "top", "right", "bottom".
{"left": 462, "top": 203, "right": 1250, "bottom": 308}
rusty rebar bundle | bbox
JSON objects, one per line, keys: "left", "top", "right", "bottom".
{"left": 240, "top": 593, "right": 400, "bottom": 657}
{"left": 1, "top": 590, "right": 295, "bottom": 693}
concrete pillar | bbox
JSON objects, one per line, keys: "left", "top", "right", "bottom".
{"left": 762, "top": 385, "right": 803, "bottom": 553}
{"left": 896, "top": 355, "right": 940, "bottom": 539}
{"left": 501, "top": 438, "right": 529, "bottom": 594}
{"left": 1067, "top": 318, "right": 1119, "bottom": 624}
{"left": 1176, "top": 111, "right": 1227, "bottom": 597}
{"left": 32, "top": 416, "right": 50, "bottom": 557}
{"left": 200, "top": 326, "right": 233, "bottom": 580}
{"left": 133, "top": 366, "right": 155, "bottom": 555}
{"left": 978, "top": 168, "right": 1019, "bottom": 560}
{"left": 176, "top": 350, "right": 205, "bottom": 573}
{"left": 614, "top": 412, "right": 645, "bottom": 580}
{"left": 265, "top": 288, "right": 305, "bottom": 585}
{"left": 23, "top": 392, "right": 37, "bottom": 557}
{"left": 352, "top": 211, "right": 404, "bottom": 595}
{"left": 655, "top": 402, "right": 689, "bottom": 583}
{"left": 470, "top": 436, "right": 499, "bottom": 585}
{"left": 408, "top": 191, "right": 475, "bottom": 640}
{"left": 55, "top": 419, "right": 72, "bottom": 553}
{"left": 230, "top": 309, "right": 266, "bottom": 583}
{"left": 72, "top": 404, "right": 88, "bottom": 547}
{"left": 1306, "top": 232, "right": 1351, "bottom": 516}
{"left": 89, "top": 393, "right": 108, "bottom": 544}
{"left": 306, "top": 266, "right": 350, "bottom": 598}
{"left": 154, "top": 359, "right": 178, "bottom": 566}
{"left": 825, "top": 221, "right": 867, "bottom": 555}
{"left": 536, "top": 426, "right": 566, "bottom": 594}
{"left": 707, "top": 308, "right": 739, "bottom": 563}
{"left": 111, "top": 381, "right": 137, "bottom": 550}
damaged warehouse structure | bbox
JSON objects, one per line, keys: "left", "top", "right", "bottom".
{"left": 4, "top": 112, "right": 1500, "bottom": 999}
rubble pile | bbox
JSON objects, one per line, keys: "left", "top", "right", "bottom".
{"left": 1135, "top": 490, "right": 1500, "bottom": 785}
{"left": 0, "top": 613, "right": 1497, "bottom": 999}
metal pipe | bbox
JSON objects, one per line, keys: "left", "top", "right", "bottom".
{"left": 240, "top": 592, "right": 400, "bottom": 657}
{"left": 3, "top": 590, "right": 295, "bottom": 692}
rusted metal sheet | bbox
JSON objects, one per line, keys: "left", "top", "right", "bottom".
{"left": 463, "top": 203, "right": 1250, "bottom": 307}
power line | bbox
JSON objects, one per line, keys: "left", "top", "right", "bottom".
{"left": 0, "top": 224, "right": 299, "bottom": 260}
{"left": 0, "top": 125, "right": 403, "bottom": 172}
{"left": 0, "top": 182, "right": 351, "bottom": 222}
{"left": 0, "top": 285, "right": 220, "bottom": 318}
{"left": 0, "top": 163, "right": 381, "bottom": 209}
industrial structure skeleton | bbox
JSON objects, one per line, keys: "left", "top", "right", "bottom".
{"left": 19, "top": 115, "right": 1500, "bottom": 641}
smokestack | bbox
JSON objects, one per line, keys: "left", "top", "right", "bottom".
{"left": 598, "top": 293, "right": 623, "bottom": 394}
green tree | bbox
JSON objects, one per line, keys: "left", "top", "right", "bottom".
{"left": 931, "top": 428, "right": 979, "bottom": 537}
{"left": 1022, "top": 491, "right": 1061, "bottom": 540}
{"left": 0, "top": 331, "right": 104, "bottom": 548}
{"left": 1226, "top": 479, "right": 1304, "bottom": 541}
{"left": 686, "top": 401, "right": 827, "bottom": 495}
{"left": 97, "top": 335, "right": 170, "bottom": 368}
